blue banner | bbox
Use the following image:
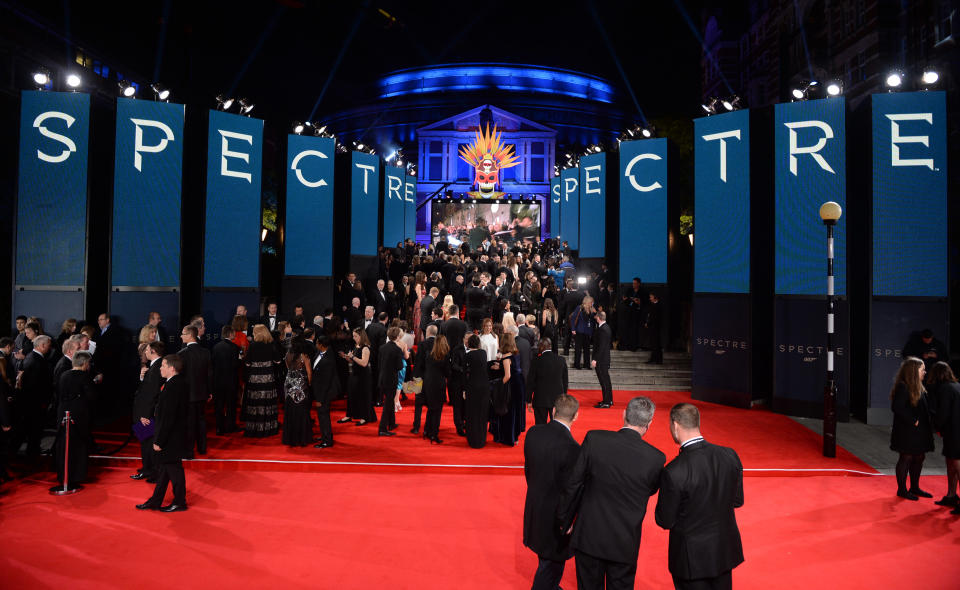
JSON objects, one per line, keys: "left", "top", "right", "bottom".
{"left": 382, "top": 165, "right": 406, "bottom": 247}
{"left": 560, "top": 167, "right": 579, "bottom": 249}
{"left": 550, "top": 176, "right": 561, "bottom": 238}
{"left": 774, "top": 98, "right": 846, "bottom": 295}
{"left": 285, "top": 135, "right": 335, "bottom": 276}
{"left": 694, "top": 110, "right": 750, "bottom": 293}
{"left": 203, "top": 110, "right": 263, "bottom": 288}
{"left": 872, "top": 91, "right": 947, "bottom": 297}
{"left": 16, "top": 91, "right": 90, "bottom": 287}
{"left": 404, "top": 173, "right": 417, "bottom": 242}
{"left": 619, "top": 138, "right": 667, "bottom": 284}
{"left": 351, "top": 151, "right": 380, "bottom": 256}
{"left": 111, "top": 98, "right": 184, "bottom": 288}
{"left": 578, "top": 153, "right": 606, "bottom": 258}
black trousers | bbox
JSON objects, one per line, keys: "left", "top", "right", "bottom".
{"left": 574, "top": 551, "right": 637, "bottom": 590}
{"left": 185, "top": 400, "right": 207, "bottom": 455}
{"left": 447, "top": 376, "right": 465, "bottom": 432}
{"left": 562, "top": 325, "right": 572, "bottom": 355}
{"left": 213, "top": 385, "right": 237, "bottom": 432}
{"left": 148, "top": 460, "right": 186, "bottom": 506}
{"left": 533, "top": 407, "right": 553, "bottom": 425}
{"left": 596, "top": 364, "right": 612, "bottom": 404}
{"left": 139, "top": 435, "right": 157, "bottom": 477}
{"left": 412, "top": 392, "right": 425, "bottom": 431}
{"left": 672, "top": 570, "right": 732, "bottom": 590}
{"left": 425, "top": 403, "right": 442, "bottom": 438}
{"left": 379, "top": 386, "right": 396, "bottom": 433}
{"left": 531, "top": 556, "right": 565, "bottom": 590}
{"left": 315, "top": 401, "right": 333, "bottom": 445}
{"left": 573, "top": 333, "right": 591, "bottom": 368}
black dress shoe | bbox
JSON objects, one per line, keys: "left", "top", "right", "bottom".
{"left": 909, "top": 488, "right": 933, "bottom": 498}
{"left": 378, "top": 430, "right": 396, "bottom": 436}
{"left": 935, "top": 495, "right": 959, "bottom": 507}
{"left": 410, "top": 427, "right": 420, "bottom": 434}
{"left": 313, "top": 442, "right": 333, "bottom": 448}
{"left": 952, "top": 506, "right": 960, "bottom": 515}
{"left": 130, "top": 472, "right": 148, "bottom": 480}
{"left": 136, "top": 502, "right": 160, "bottom": 510}
{"left": 430, "top": 436, "right": 444, "bottom": 444}
{"left": 897, "top": 489, "right": 919, "bottom": 501}
{"left": 159, "top": 504, "right": 188, "bottom": 513}
{"left": 389, "top": 424, "right": 398, "bottom": 431}
{"left": 337, "top": 417, "right": 353, "bottom": 424}
{"left": 456, "top": 429, "right": 466, "bottom": 437}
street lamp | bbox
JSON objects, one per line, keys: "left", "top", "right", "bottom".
{"left": 819, "top": 201, "right": 842, "bottom": 458}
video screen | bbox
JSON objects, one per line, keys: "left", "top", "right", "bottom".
{"left": 431, "top": 200, "right": 541, "bottom": 248}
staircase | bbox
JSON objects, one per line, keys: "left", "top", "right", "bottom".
{"left": 560, "top": 349, "right": 692, "bottom": 391}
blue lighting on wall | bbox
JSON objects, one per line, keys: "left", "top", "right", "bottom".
{"left": 379, "top": 64, "right": 615, "bottom": 104}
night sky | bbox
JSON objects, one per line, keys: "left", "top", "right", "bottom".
{"left": 16, "top": 0, "right": 710, "bottom": 124}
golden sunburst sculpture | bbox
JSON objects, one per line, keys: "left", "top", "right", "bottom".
{"left": 458, "top": 124, "right": 519, "bottom": 198}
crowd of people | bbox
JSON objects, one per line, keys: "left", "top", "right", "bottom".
{"left": 0, "top": 238, "right": 669, "bottom": 506}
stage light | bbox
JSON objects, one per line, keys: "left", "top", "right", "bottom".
{"left": 66, "top": 73, "right": 82, "bottom": 88}
{"left": 292, "top": 122, "right": 305, "bottom": 134}
{"left": 336, "top": 142, "right": 349, "bottom": 154}
{"left": 261, "top": 228, "right": 268, "bottom": 242}
{"left": 460, "top": 199, "right": 465, "bottom": 203}
{"left": 150, "top": 83, "right": 170, "bottom": 101}
{"left": 641, "top": 128, "right": 652, "bottom": 138}
{"left": 885, "top": 72, "right": 902, "bottom": 89}
{"left": 722, "top": 95, "right": 741, "bottom": 111}
{"left": 921, "top": 70, "right": 939, "bottom": 85}
{"left": 577, "top": 276, "right": 587, "bottom": 285}
{"left": 407, "top": 163, "right": 417, "bottom": 176}
{"left": 215, "top": 94, "right": 234, "bottom": 111}
{"left": 239, "top": 98, "right": 255, "bottom": 116}
{"left": 32, "top": 69, "right": 50, "bottom": 87}
{"left": 826, "top": 81, "right": 843, "bottom": 96}
{"left": 118, "top": 80, "right": 136, "bottom": 97}
{"left": 701, "top": 97, "right": 719, "bottom": 115}
{"left": 791, "top": 87, "right": 805, "bottom": 100}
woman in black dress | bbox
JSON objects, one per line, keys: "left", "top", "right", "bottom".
{"left": 282, "top": 337, "right": 313, "bottom": 447}
{"left": 243, "top": 325, "right": 281, "bottom": 437}
{"left": 423, "top": 334, "right": 451, "bottom": 444}
{"left": 928, "top": 362, "right": 960, "bottom": 511}
{"left": 541, "top": 299, "right": 558, "bottom": 346}
{"left": 463, "top": 333, "right": 490, "bottom": 449}
{"left": 489, "top": 333, "right": 526, "bottom": 447}
{"left": 54, "top": 351, "right": 95, "bottom": 491}
{"left": 341, "top": 327, "right": 377, "bottom": 426}
{"left": 890, "top": 356, "right": 934, "bottom": 500}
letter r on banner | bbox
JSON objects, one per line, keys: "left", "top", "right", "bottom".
{"left": 784, "top": 120, "right": 835, "bottom": 176}
{"left": 387, "top": 175, "right": 403, "bottom": 199}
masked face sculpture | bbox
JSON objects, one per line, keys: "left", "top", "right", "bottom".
{"left": 459, "top": 124, "right": 519, "bottom": 198}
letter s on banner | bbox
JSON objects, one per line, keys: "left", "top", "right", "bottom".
{"left": 33, "top": 111, "right": 76, "bottom": 163}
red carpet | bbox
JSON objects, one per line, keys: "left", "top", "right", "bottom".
{"left": 91, "top": 389, "right": 874, "bottom": 474}
{"left": 1, "top": 469, "right": 957, "bottom": 589}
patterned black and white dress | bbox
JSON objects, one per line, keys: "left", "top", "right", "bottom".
{"left": 243, "top": 341, "right": 280, "bottom": 437}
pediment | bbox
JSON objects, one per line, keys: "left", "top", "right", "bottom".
{"left": 418, "top": 105, "right": 555, "bottom": 134}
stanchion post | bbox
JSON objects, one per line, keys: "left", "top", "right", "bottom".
{"left": 819, "top": 201, "right": 842, "bottom": 458}
{"left": 50, "top": 410, "right": 82, "bottom": 496}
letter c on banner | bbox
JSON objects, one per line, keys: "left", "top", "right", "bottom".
{"left": 624, "top": 153, "right": 662, "bottom": 192}
{"left": 130, "top": 118, "right": 175, "bottom": 172}
{"left": 290, "top": 149, "right": 329, "bottom": 188}
{"left": 33, "top": 111, "right": 77, "bottom": 163}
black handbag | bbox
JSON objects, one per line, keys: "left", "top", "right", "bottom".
{"left": 490, "top": 379, "right": 509, "bottom": 416}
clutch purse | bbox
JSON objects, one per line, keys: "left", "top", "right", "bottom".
{"left": 402, "top": 377, "right": 423, "bottom": 394}
{"left": 133, "top": 421, "right": 155, "bottom": 442}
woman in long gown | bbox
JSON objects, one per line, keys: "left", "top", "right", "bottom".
{"left": 54, "top": 352, "right": 95, "bottom": 490}
{"left": 341, "top": 327, "right": 376, "bottom": 425}
{"left": 489, "top": 333, "right": 526, "bottom": 446}
{"left": 282, "top": 337, "right": 313, "bottom": 447}
{"left": 423, "top": 334, "right": 451, "bottom": 444}
{"left": 412, "top": 271, "right": 426, "bottom": 344}
{"left": 243, "top": 325, "right": 281, "bottom": 437}
{"left": 541, "top": 299, "right": 557, "bottom": 347}
{"left": 464, "top": 334, "right": 491, "bottom": 449}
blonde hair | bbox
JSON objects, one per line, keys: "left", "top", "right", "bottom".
{"left": 252, "top": 324, "right": 274, "bottom": 343}
{"left": 138, "top": 324, "right": 157, "bottom": 344}
{"left": 502, "top": 312, "right": 518, "bottom": 333}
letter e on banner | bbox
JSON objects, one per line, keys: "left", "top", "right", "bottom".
{"left": 887, "top": 113, "right": 934, "bottom": 169}
{"left": 219, "top": 129, "right": 253, "bottom": 182}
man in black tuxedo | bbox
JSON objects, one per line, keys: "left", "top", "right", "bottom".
{"left": 656, "top": 403, "right": 744, "bottom": 590}
{"left": 211, "top": 326, "right": 241, "bottom": 434}
{"left": 343, "top": 297, "right": 363, "bottom": 330}
{"left": 54, "top": 337, "right": 80, "bottom": 391}
{"left": 361, "top": 306, "right": 376, "bottom": 331}
{"left": 420, "top": 287, "right": 438, "bottom": 337}
{"left": 524, "top": 394, "right": 581, "bottom": 590}
{"left": 372, "top": 279, "right": 389, "bottom": 316}
{"left": 262, "top": 302, "right": 281, "bottom": 333}
{"left": 525, "top": 338, "right": 569, "bottom": 425}
{"left": 377, "top": 327, "right": 405, "bottom": 436}
{"left": 559, "top": 280, "right": 584, "bottom": 356}
{"left": 591, "top": 311, "right": 614, "bottom": 408}
{"left": 366, "top": 312, "right": 388, "bottom": 406}
{"left": 137, "top": 354, "right": 189, "bottom": 512}
{"left": 177, "top": 325, "right": 212, "bottom": 458}
{"left": 93, "top": 313, "right": 127, "bottom": 398}
{"left": 440, "top": 306, "right": 467, "bottom": 355}
{"left": 131, "top": 341, "right": 164, "bottom": 482}
{"left": 558, "top": 396, "right": 666, "bottom": 590}
{"left": 645, "top": 292, "right": 663, "bottom": 364}
{"left": 15, "top": 335, "right": 54, "bottom": 457}
{"left": 410, "top": 325, "right": 436, "bottom": 434}
{"left": 311, "top": 335, "right": 340, "bottom": 448}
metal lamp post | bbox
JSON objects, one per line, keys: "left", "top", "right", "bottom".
{"left": 819, "top": 201, "right": 842, "bottom": 458}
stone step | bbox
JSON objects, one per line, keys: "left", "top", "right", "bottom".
{"left": 568, "top": 375, "right": 692, "bottom": 385}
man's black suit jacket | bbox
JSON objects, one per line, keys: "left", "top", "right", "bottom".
{"left": 592, "top": 323, "right": 612, "bottom": 368}
{"left": 655, "top": 440, "right": 745, "bottom": 581}
{"left": 559, "top": 428, "right": 665, "bottom": 564}
{"left": 440, "top": 318, "right": 468, "bottom": 350}
{"left": 53, "top": 355, "right": 73, "bottom": 394}
{"left": 523, "top": 420, "right": 580, "bottom": 562}
{"left": 377, "top": 341, "right": 405, "bottom": 391}
{"left": 419, "top": 295, "right": 436, "bottom": 332}
{"left": 20, "top": 351, "right": 54, "bottom": 406}
{"left": 211, "top": 339, "right": 241, "bottom": 393}
{"left": 310, "top": 350, "right": 341, "bottom": 404}
{"left": 154, "top": 374, "right": 188, "bottom": 463}
{"left": 178, "top": 343, "right": 212, "bottom": 403}
{"left": 372, "top": 290, "right": 389, "bottom": 315}
{"left": 413, "top": 337, "right": 435, "bottom": 380}
{"left": 366, "top": 322, "right": 387, "bottom": 355}
{"left": 133, "top": 359, "right": 163, "bottom": 420}
{"left": 525, "top": 350, "right": 568, "bottom": 408}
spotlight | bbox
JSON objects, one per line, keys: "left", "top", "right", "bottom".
{"left": 406, "top": 163, "right": 417, "bottom": 176}
{"left": 150, "top": 83, "right": 170, "bottom": 101}
{"left": 825, "top": 81, "right": 843, "bottom": 96}
{"left": 641, "top": 128, "right": 652, "bottom": 138}
{"left": 336, "top": 142, "right": 349, "bottom": 154}
{"left": 32, "top": 69, "right": 50, "bottom": 87}
{"left": 312, "top": 124, "right": 331, "bottom": 137}
{"left": 577, "top": 276, "right": 587, "bottom": 285}
{"left": 791, "top": 87, "right": 805, "bottom": 100}
{"left": 553, "top": 164, "right": 561, "bottom": 177}
{"left": 261, "top": 228, "right": 268, "bottom": 242}
{"left": 460, "top": 199, "right": 465, "bottom": 204}
{"left": 701, "top": 97, "right": 719, "bottom": 115}
{"left": 791, "top": 81, "right": 818, "bottom": 101}
{"left": 921, "top": 70, "right": 939, "bottom": 85}
{"left": 722, "top": 95, "right": 741, "bottom": 111}
{"left": 292, "top": 121, "right": 305, "bottom": 134}
{"left": 885, "top": 72, "right": 902, "bottom": 89}
{"left": 215, "top": 94, "right": 234, "bottom": 111}
{"left": 238, "top": 98, "right": 255, "bottom": 116}
{"left": 65, "top": 73, "right": 82, "bottom": 89}
{"left": 118, "top": 80, "right": 136, "bottom": 98}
